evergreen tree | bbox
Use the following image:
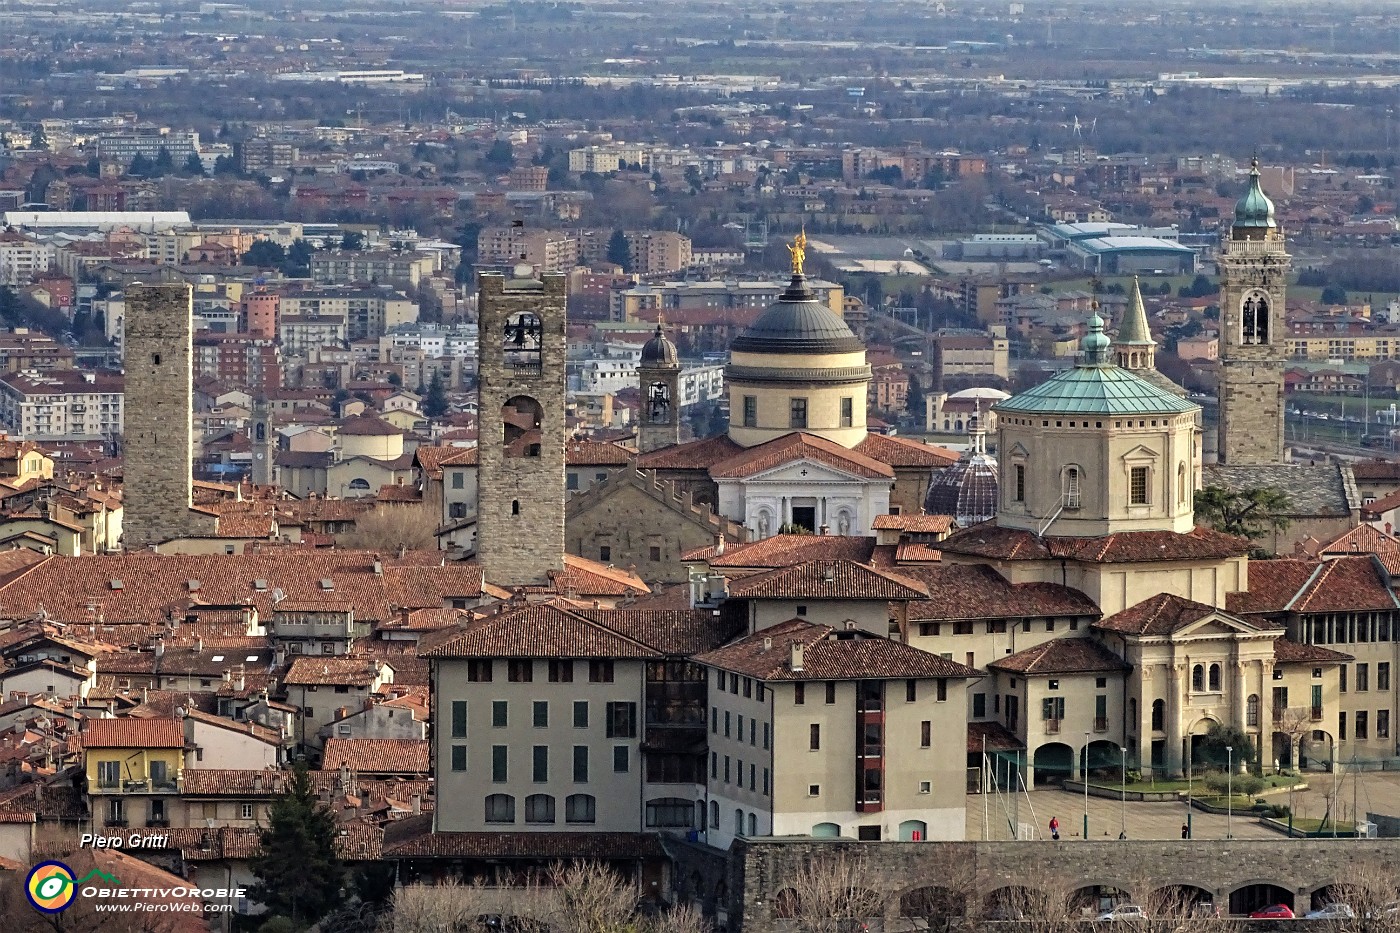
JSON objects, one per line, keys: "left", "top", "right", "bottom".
{"left": 152, "top": 146, "right": 176, "bottom": 176}
{"left": 282, "top": 238, "right": 314, "bottom": 277}
{"left": 85, "top": 156, "right": 101, "bottom": 177}
{"left": 606, "top": 229, "right": 631, "bottom": 272}
{"left": 183, "top": 152, "right": 206, "bottom": 176}
{"left": 248, "top": 763, "right": 344, "bottom": 925}
{"left": 340, "top": 231, "right": 365, "bottom": 251}
{"left": 423, "top": 371, "right": 449, "bottom": 418}
{"left": 127, "top": 153, "right": 154, "bottom": 177}
{"left": 242, "top": 240, "right": 286, "bottom": 268}
{"left": 483, "top": 138, "right": 514, "bottom": 170}
{"left": 28, "top": 125, "right": 47, "bottom": 151}
{"left": 905, "top": 373, "right": 925, "bottom": 416}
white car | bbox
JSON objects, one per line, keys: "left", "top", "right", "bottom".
{"left": 1096, "top": 905, "right": 1147, "bottom": 922}
{"left": 1305, "top": 904, "right": 1354, "bottom": 920}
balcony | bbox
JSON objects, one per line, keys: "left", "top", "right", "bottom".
{"left": 146, "top": 818, "right": 170, "bottom": 828}
{"left": 1094, "top": 717, "right": 1109, "bottom": 733}
{"left": 1045, "top": 718, "right": 1061, "bottom": 734}
{"left": 96, "top": 778, "right": 180, "bottom": 794}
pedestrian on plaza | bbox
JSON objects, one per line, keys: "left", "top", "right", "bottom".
{"left": 1049, "top": 816, "right": 1060, "bottom": 841}
{"left": 1181, "top": 822, "right": 1189, "bottom": 840}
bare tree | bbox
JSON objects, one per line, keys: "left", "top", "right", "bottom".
{"left": 527, "top": 862, "right": 643, "bottom": 933}
{"left": 339, "top": 502, "right": 437, "bottom": 552}
{"left": 781, "top": 850, "right": 888, "bottom": 933}
{"left": 645, "top": 903, "right": 713, "bottom": 933}
{"left": 1136, "top": 883, "right": 1241, "bottom": 933}
{"left": 379, "top": 879, "right": 496, "bottom": 933}
{"left": 896, "top": 858, "right": 977, "bottom": 932}
{"left": 1308, "top": 861, "right": 1400, "bottom": 933}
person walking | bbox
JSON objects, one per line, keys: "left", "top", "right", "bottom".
{"left": 1181, "top": 822, "right": 1190, "bottom": 840}
{"left": 1049, "top": 816, "right": 1060, "bottom": 841}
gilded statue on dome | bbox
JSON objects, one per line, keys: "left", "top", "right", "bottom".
{"left": 787, "top": 229, "right": 807, "bottom": 277}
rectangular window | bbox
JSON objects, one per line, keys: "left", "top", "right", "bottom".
{"left": 451, "top": 471, "right": 464, "bottom": 489}
{"left": 809, "top": 723, "right": 820, "bottom": 750}
{"left": 650, "top": 545, "right": 662, "bottom": 561}
{"left": 613, "top": 746, "right": 629, "bottom": 773}
{"left": 1359, "top": 663, "right": 1370, "bottom": 692}
{"left": 548, "top": 660, "right": 574, "bottom": 683}
{"left": 572, "top": 746, "right": 588, "bottom": 783}
{"left": 973, "top": 693, "right": 986, "bottom": 718}
{"left": 600, "top": 545, "right": 611, "bottom": 561}
{"left": 533, "top": 700, "right": 548, "bottom": 728}
{"left": 468, "top": 660, "right": 492, "bottom": 682}
{"left": 451, "top": 745, "right": 467, "bottom": 771}
{"left": 1042, "top": 696, "right": 1065, "bottom": 720}
{"left": 589, "top": 660, "right": 614, "bottom": 683}
{"left": 724, "top": 710, "right": 731, "bottom": 737}
{"left": 1380, "top": 710, "right": 1391, "bottom": 739}
{"left": 573, "top": 701, "right": 588, "bottom": 728}
{"left": 1014, "top": 464, "right": 1025, "bottom": 502}
{"left": 492, "top": 745, "right": 507, "bottom": 783}
{"left": 825, "top": 681, "right": 837, "bottom": 704}
{"left": 936, "top": 679, "right": 948, "bottom": 701}
{"left": 906, "top": 679, "right": 917, "bottom": 702}
{"left": 1129, "top": 466, "right": 1149, "bottom": 505}
{"left": 532, "top": 746, "right": 548, "bottom": 782}
{"left": 920, "top": 720, "right": 931, "bottom": 747}
{"left": 710, "top": 752, "right": 717, "bottom": 779}
{"left": 240, "top": 803, "right": 253, "bottom": 820}
{"left": 1342, "top": 665, "right": 1349, "bottom": 693}
{"left": 711, "top": 707, "right": 717, "bottom": 733}
{"left": 451, "top": 700, "right": 467, "bottom": 738}
{"left": 1357, "top": 711, "right": 1370, "bottom": 741}
{"left": 794, "top": 683, "right": 805, "bottom": 705}
{"left": 840, "top": 396, "right": 853, "bottom": 428}
{"left": 742, "top": 395, "right": 757, "bottom": 427}
{"left": 723, "top": 756, "right": 730, "bottom": 783}
{"left": 1340, "top": 712, "right": 1348, "bottom": 741}
{"left": 1380, "top": 663, "right": 1391, "bottom": 691}
{"left": 508, "top": 660, "right": 533, "bottom": 683}
{"left": 605, "top": 702, "right": 637, "bottom": 738}
{"left": 492, "top": 700, "right": 508, "bottom": 728}
{"left": 743, "top": 677, "right": 752, "bottom": 698}
{"left": 789, "top": 397, "right": 808, "bottom": 429}
{"left": 763, "top": 722, "right": 770, "bottom": 749}
{"left": 763, "top": 767, "right": 770, "bottom": 795}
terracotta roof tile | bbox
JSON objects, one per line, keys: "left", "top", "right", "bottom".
{"left": 695, "top": 619, "right": 979, "bottom": 681}
{"left": 709, "top": 432, "right": 894, "bottom": 480}
{"left": 83, "top": 717, "right": 184, "bottom": 748}
{"left": 1273, "top": 638, "right": 1352, "bottom": 664}
{"left": 544, "top": 555, "right": 650, "bottom": 598}
{"left": 635, "top": 433, "right": 743, "bottom": 470}
{"left": 381, "top": 817, "right": 664, "bottom": 860}
{"left": 968, "top": 720, "right": 1024, "bottom": 753}
{"left": 905, "top": 564, "right": 1100, "bottom": 622}
{"left": 938, "top": 523, "right": 1252, "bottom": 563}
{"left": 872, "top": 514, "right": 955, "bottom": 533}
{"left": 283, "top": 657, "right": 387, "bottom": 686}
{"left": 1095, "top": 592, "right": 1276, "bottom": 636}
{"left": 1349, "top": 459, "right": 1400, "bottom": 481}
{"left": 1226, "top": 559, "right": 1323, "bottom": 615}
{"left": 572, "top": 608, "right": 746, "bottom": 655}
{"left": 988, "top": 637, "right": 1130, "bottom": 675}
{"left": 853, "top": 433, "right": 959, "bottom": 468}
{"left": 181, "top": 769, "right": 288, "bottom": 796}
{"left": 421, "top": 602, "right": 661, "bottom": 659}
{"left": 725, "top": 559, "right": 928, "bottom": 600}
{"left": 1285, "top": 555, "right": 1398, "bottom": 613}
{"left": 565, "top": 440, "right": 633, "bottom": 465}
{"left": 683, "top": 533, "right": 876, "bottom": 567}
{"left": 321, "top": 738, "right": 430, "bottom": 775}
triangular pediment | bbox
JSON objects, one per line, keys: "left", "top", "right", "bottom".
{"left": 1008, "top": 442, "right": 1031, "bottom": 458}
{"left": 735, "top": 458, "right": 881, "bottom": 485}
{"left": 1175, "top": 610, "right": 1269, "bottom": 640}
{"left": 1121, "top": 443, "right": 1161, "bottom": 461}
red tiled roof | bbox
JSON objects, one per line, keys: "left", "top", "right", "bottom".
{"left": 181, "top": 769, "right": 288, "bottom": 796}
{"left": 988, "top": 637, "right": 1130, "bottom": 675}
{"left": 322, "top": 738, "right": 430, "bottom": 775}
{"left": 1273, "top": 638, "right": 1352, "bottom": 664}
{"left": 338, "top": 413, "right": 403, "bottom": 436}
{"left": 1226, "top": 559, "right": 1323, "bottom": 615}
{"left": 1095, "top": 593, "right": 1268, "bottom": 636}
{"left": 695, "top": 619, "right": 979, "bottom": 681}
{"left": 1350, "top": 459, "right": 1400, "bottom": 481}
{"left": 968, "top": 720, "right": 1024, "bottom": 753}
{"left": 83, "top": 717, "right": 184, "bottom": 748}
{"left": 572, "top": 608, "right": 746, "bottom": 655}
{"left": 421, "top": 602, "right": 661, "bottom": 659}
{"left": 283, "top": 657, "right": 387, "bottom": 686}
{"left": 938, "top": 523, "right": 1252, "bottom": 563}
{"left": 382, "top": 819, "right": 664, "bottom": 860}
{"left": 635, "top": 433, "right": 744, "bottom": 470}
{"left": 709, "top": 432, "right": 894, "bottom": 480}
{"left": 853, "top": 433, "right": 959, "bottom": 468}
{"left": 544, "top": 555, "right": 650, "bottom": 598}
{"left": 872, "top": 513, "right": 955, "bottom": 533}
{"left": 565, "top": 440, "right": 633, "bottom": 466}
{"left": 725, "top": 559, "right": 928, "bottom": 600}
{"left": 683, "top": 533, "right": 876, "bottom": 567}
{"left": 905, "top": 564, "right": 1100, "bottom": 622}
{"left": 1282, "top": 555, "right": 1398, "bottom": 613}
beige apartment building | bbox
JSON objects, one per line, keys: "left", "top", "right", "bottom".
{"left": 628, "top": 231, "right": 692, "bottom": 276}
{"left": 476, "top": 227, "right": 579, "bottom": 273}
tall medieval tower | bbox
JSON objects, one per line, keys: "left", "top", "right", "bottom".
{"left": 251, "top": 395, "right": 273, "bottom": 487}
{"left": 475, "top": 269, "right": 567, "bottom": 587}
{"left": 636, "top": 322, "right": 681, "bottom": 453}
{"left": 123, "top": 284, "right": 197, "bottom": 550}
{"left": 1217, "top": 159, "right": 1289, "bottom": 466}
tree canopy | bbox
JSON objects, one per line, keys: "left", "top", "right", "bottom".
{"left": 1193, "top": 485, "right": 1291, "bottom": 548}
{"left": 248, "top": 762, "right": 344, "bottom": 925}
{"left": 606, "top": 228, "right": 631, "bottom": 271}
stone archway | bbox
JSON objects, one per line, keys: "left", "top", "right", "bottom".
{"left": 1228, "top": 882, "right": 1294, "bottom": 916}
{"left": 1069, "top": 884, "right": 1132, "bottom": 918}
{"left": 1032, "top": 742, "right": 1074, "bottom": 785}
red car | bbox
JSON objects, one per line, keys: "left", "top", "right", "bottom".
{"left": 1249, "top": 904, "right": 1295, "bottom": 919}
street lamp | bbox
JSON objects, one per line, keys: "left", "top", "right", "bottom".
{"left": 1226, "top": 746, "right": 1234, "bottom": 840}
{"left": 1083, "top": 731, "right": 1091, "bottom": 840}
{"left": 1185, "top": 744, "right": 1193, "bottom": 839}
{"left": 1119, "top": 746, "right": 1128, "bottom": 839}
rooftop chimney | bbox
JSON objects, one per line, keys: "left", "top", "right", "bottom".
{"left": 713, "top": 533, "right": 725, "bottom": 557}
{"left": 790, "top": 642, "right": 804, "bottom": 672}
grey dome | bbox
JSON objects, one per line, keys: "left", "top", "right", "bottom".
{"left": 924, "top": 451, "right": 999, "bottom": 527}
{"left": 640, "top": 323, "right": 679, "bottom": 367}
{"left": 730, "top": 275, "right": 864, "bottom": 355}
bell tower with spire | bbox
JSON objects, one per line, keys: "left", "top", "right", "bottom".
{"left": 637, "top": 319, "right": 681, "bottom": 453}
{"left": 1217, "top": 158, "right": 1289, "bottom": 465}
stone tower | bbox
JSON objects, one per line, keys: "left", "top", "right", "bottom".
{"left": 1217, "top": 158, "right": 1289, "bottom": 466}
{"left": 123, "top": 284, "right": 197, "bottom": 550}
{"left": 636, "top": 321, "right": 681, "bottom": 453}
{"left": 251, "top": 395, "right": 273, "bottom": 487}
{"left": 475, "top": 269, "right": 567, "bottom": 587}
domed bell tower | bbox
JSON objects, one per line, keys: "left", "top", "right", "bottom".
{"left": 1217, "top": 158, "right": 1289, "bottom": 465}
{"left": 637, "top": 320, "right": 681, "bottom": 453}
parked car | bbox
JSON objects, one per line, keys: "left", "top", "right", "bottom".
{"left": 1248, "top": 904, "right": 1295, "bottom": 919}
{"left": 1096, "top": 905, "right": 1147, "bottom": 922}
{"left": 1305, "top": 903, "right": 1355, "bottom": 920}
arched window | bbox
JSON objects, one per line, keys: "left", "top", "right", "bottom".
{"left": 734, "top": 808, "right": 744, "bottom": 835}
{"left": 503, "top": 311, "right": 542, "bottom": 368}
{"left": 347, "top": 477, "right": 371, "bottom": 493}
{"left": 748, "top": 812, "right": 758, "bottom": 836}
{"left": 1241, "top": 292, "right": 1270, "bottom": 345}
{"left": 1064, "top": 466, "right": 1082, "bottom": 509}
{"left": 1151, "top": 699, "right": 1165, "bottom": 731}
{"left": 647, "top": 382, "right": 671, "bottom": 423}
{"left": 1247, "top": 694, "right": 1260, "bottom": 727}
{"left": 1191, "top": 665, "right": 1204, "bottom": 692}
{"left": 565, "top": 794, "right": 596, "bottom": 824}
{"left": 502, "top": 395, "right": 543, "bottom": 458}
{"left": 1208, "top": 663, "right": 1221, "bottom": 692}
{"left": 1177, "top": 462, "right": 1187, "bottom": 505}
{"left": 709, "top": 800, "right": 718, "bottom": 829}
{"left": 811, "top": 822, "right": 841, "bottom": 837}
{"left": 484, "top": 794, "right": 515, "bottom": 823}
{"left": 511, "top": 499, "right": 520, "bottom": 515}
{"left": 524, "top": 794, "right": 555, "bottom": 824}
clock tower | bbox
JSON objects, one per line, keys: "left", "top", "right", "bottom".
{"left": 1217, "top": 159, "right": 1288, "bottom": 466}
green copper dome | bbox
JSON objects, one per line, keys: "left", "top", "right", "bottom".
{"left": 994, "top": 312, "right": 1198, "bottom": 417}
{"left": 1234, "top": 158, "right": 1276, "bottom": 230}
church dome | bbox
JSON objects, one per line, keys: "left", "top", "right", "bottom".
{"left": 640, "top": 323, "right": 679, "bottom": 367}
{"left": 730, "top": 275, "right": 864, "bottom": 355}
{"left": 1234, "top": 158, "right": 1276, "bottom": 230}
{"left": 924, "top": 448, "right": 998, "bottom": 526}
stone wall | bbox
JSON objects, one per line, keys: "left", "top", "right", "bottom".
{"left": 475, "top": 272, "right": 567, "bottom": 587}
{"left": 729, "top": 837, "right": 1400, "bottom": 930}
{"left": 123, "top": 284, "right": 204, "bottom": 550}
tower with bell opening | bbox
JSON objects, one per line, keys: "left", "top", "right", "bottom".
{"left": 637, "top": 321, "right": 681, "bottom": 453}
